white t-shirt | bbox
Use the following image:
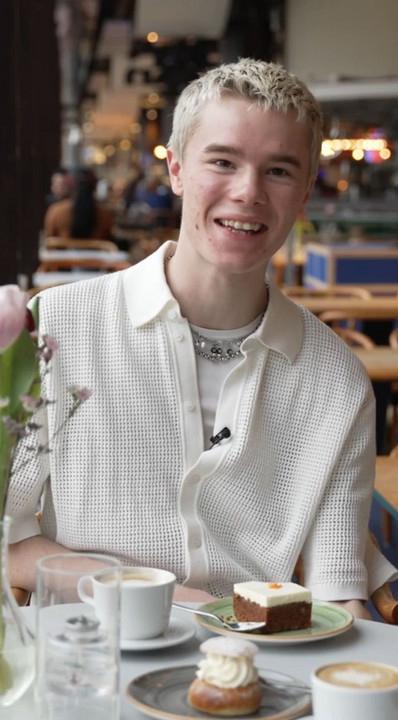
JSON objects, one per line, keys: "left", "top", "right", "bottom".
{"left": 190, "top": 316, "right": 263, "bottom": 450}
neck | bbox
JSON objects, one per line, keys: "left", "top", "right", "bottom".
{"left": 165, "top": 247, "right": 268, "bottom": 330}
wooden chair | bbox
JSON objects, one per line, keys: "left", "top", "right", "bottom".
{"left": 318, "top": 309, "right": 368, "bottom": 334}
{"left": 375, "top": 445, "right": 398, "bottom": 547}
{"left": 388, "top": 329, "right": 398, "bottom": 447}
{"left": 283, "top": 285, "right": 371, "bottom": 300}
{"left": 37, "top": 257, "right": 130, "bottom": 272}
{"left": 371, "top": 583, "right": 398, "bottom": 623}
{"left": 332, "top": 327, "right": 375, "bottom": 349}
{"left": 319, "top": 315, "right": 375, "bottom": 349}
{"left": 369, "top": 528, "right": 398, "bottom": 623}
{"left": 45, "top": 236, "right": 120, "bottom": 253}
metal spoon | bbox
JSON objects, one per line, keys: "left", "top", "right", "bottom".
{"left": 172, "top": 602, "right": 266, "bottom": 632}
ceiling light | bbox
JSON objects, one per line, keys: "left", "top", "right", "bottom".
{"left": 153, "top": 145, "right": 167, "bottom": 160}
{"left": 352, "top": 149, "right": 364, "bottom": 161}
{"left": 147, "top": 31, "right": 159, "bottom": 43}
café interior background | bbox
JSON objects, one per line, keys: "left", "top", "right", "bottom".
{"left": 2, "top": 0, "right": 398, "bottom": 286}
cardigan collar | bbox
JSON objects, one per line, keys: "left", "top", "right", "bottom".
{"left": 122, "top": 241, "right": 303, "bottom": 364}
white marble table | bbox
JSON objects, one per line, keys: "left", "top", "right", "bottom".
{"left": 4, "top": 608, "right": 398, "bottom": 719}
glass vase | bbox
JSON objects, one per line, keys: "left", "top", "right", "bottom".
{"left": 0, "top": 516, "right": 35, "bottom": 707}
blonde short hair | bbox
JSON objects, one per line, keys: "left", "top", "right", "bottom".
{"left": 168, "top": 58, "right": 323, "bottom": 181}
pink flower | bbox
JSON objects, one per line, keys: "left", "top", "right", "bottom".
{"left": 42, "top": 335, "right": 59, "bottom": 352}
{"left": 0, "top": 285, "right": 28, "bottom": 350}
{"left": 67, "top": 385, "right": 93, "bottom": 403}
{"left": 39, "top": 334, "right": 60, "bottom": 363}
{"left": 20, "top": 394, "right": 43, "bottom": 412}
{"left": 2, "top": 416, "right": 27, "bottom": 438}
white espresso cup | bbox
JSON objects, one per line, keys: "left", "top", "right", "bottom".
{"left": 78, "top": 566, "right": 176, "bottom": 641}
{"left": 311, "top": 661, "right": 398, "bottom": 720}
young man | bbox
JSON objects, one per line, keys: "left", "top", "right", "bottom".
{"left": 8, "top": 59, "right": 396, "bottom": 614}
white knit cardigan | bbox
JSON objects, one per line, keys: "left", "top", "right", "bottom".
{"left": 7, "top": 242, "right": 394, "bottom": 599}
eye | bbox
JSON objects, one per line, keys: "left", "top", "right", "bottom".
{"left": 211, "top": 159, "right": 234, "bottom": 169}
{"left": 268, "top": 167, "right": 290, "bottom": 177}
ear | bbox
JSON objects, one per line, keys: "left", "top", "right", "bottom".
{"left": 167, "top": 149, "right": 183, "bottom": 197}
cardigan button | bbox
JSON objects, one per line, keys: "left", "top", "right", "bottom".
{"left": 185, "top": 401, "right": 196, "bottom": 412}
{"left": 175, "top": 333, "right": 184, "bottom": 342}
{"left": 168, "top": 309, "right": 179, "bottom": 320}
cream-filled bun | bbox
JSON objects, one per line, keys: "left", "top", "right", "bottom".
{"left": 188, "top": 637, "right": 262, "bottom": 716}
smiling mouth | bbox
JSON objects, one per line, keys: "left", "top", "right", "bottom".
{"left": 215, "top": 219, "right": 267, "bottom": 234}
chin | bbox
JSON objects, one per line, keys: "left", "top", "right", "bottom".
{"left": 206, "top": 234, "right": 275, "bottom": 274}
{"left": 208, "top": 250, "right": 270, "bottom": 277}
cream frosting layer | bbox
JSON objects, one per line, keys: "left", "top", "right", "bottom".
{"left": 233, "top": 581, "right": 312, "bottom": 607}
{"left": 197, "top": 637, "right": 259, "bottom": 688}
{"left": 197, "top": 653, "right": 258, "bottom": 688}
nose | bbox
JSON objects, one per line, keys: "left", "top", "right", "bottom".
{"left": 230, "top": 169, "right": 266, "bottom": 205}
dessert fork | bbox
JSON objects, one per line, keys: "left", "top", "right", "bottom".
{"left": 172, "top": 602, "right": 266, "bottom": 632}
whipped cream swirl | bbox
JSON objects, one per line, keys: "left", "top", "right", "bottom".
{"left": 197, "top": 653, "right": 258, "bottom": 688}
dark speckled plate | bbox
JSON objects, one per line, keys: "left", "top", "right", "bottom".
{"left": 126, "top": 665, "right": 311, "bottom": 720}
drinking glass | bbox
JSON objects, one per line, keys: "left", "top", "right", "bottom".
{"left": 36, "top": 553, "right": 121, "bottom": 720}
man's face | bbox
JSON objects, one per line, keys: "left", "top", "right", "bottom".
{"left": 168, "top": 97, "right": 312, "bottom": 277}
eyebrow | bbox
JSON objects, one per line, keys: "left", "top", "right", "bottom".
{"left": 203, "top": 144, "right": 242, "bottom": 156}
{"left": 202, "top": 144, "right": 303, "bottom": 169}
{"left": 268, "top": 153, "right": 303, "bottom": 169}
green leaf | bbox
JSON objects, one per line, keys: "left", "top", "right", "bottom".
{"left": 0, "top": 330, "right": 39, "bottom": 419}
{"left": 0, "top": 426, "right": 13, "bottom": 516}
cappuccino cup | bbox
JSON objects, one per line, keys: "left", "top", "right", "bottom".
{"left": 78, "top": 566, "right": 176, "bottom": 641}
{"left": 312, "top": 661, "right": 398, "bottom": 720}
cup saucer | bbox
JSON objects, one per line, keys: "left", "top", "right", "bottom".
{"left": 120, "top": 617, "right": 195, "bottom": 651}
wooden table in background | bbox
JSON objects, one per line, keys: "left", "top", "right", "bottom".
{"left": 353, "top": 347, "right": 398, "bottom": 382}
{"left": 294, "top": 296, "right": 398, "bottom": 320}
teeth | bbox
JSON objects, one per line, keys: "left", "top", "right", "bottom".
{"left": 220, "top": 219, "right": 262, "bottom": 232}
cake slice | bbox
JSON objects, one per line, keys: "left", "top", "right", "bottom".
{"left": 233, "top": 581, "right": 312, "bottom": 633}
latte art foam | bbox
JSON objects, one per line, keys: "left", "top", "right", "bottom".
{"left": 317, "top": 662, "right": 398, "bottom": 690}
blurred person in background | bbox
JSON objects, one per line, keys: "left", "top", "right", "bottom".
{"left": 124, "top": 164, "right": 174, "bottom": 229}
{"left": 45, "top": 167, "right": 73, "bottom": 207}
{"left": 44, "top": 167, "right": 113, "bottom": 240}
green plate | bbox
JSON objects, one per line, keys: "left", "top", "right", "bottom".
{"left": 196, "top": 598, "right": 353, "bottom": 644}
